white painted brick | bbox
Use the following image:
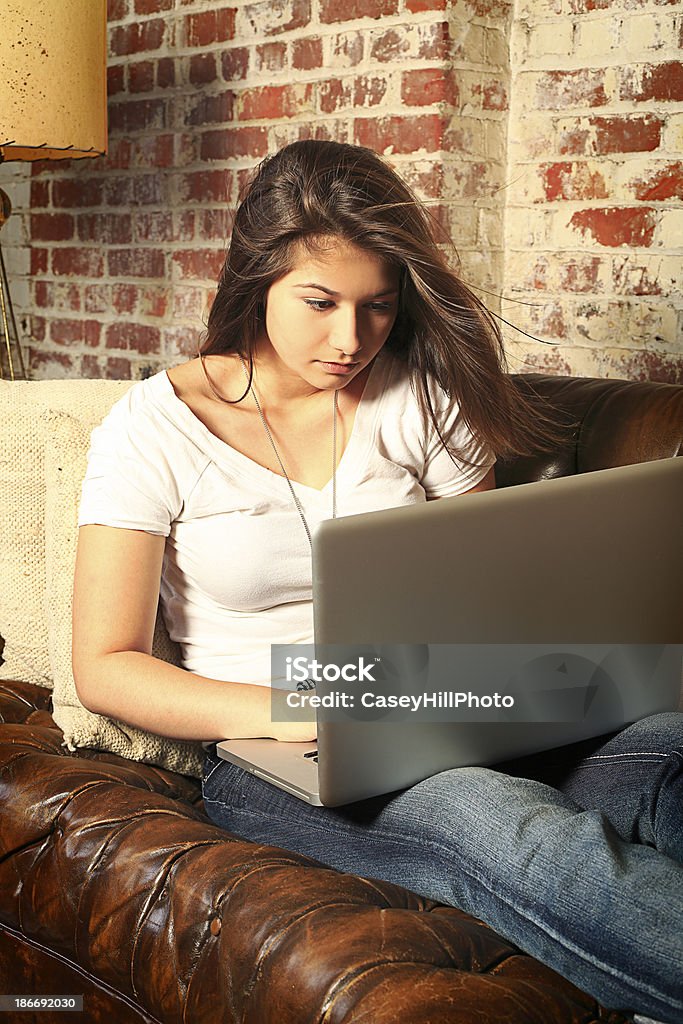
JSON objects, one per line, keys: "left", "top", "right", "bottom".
{"left": 656, "top": 209, "right": 683, "bottom": 250}
{"left": 574, "top": 17, "right": 619, "bottom": 60}
{"left": 528, "top": 19, "right": 574, "bottom": 59}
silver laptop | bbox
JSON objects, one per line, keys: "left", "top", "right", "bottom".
{"left": 216, "top": 457, "right": 683, "bottom": 806}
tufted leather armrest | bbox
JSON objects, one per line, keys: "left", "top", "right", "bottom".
{"left": 0, "top": 680, "right": 629, "bottom": 1023}
{"left": 497, "top": 374, "right": 683, "bottom": 486}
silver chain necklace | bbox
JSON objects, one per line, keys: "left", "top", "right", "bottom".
{"left": 199, "top": 353, "right": 338, "bottom": 545}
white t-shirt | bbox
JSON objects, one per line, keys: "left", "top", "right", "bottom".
{"left": 78, "top": 349, "right": 494, "bottom": 685}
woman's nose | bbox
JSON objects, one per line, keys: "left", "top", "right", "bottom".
{"left": 330, "top": 311, "right": 362, "bottom": 355}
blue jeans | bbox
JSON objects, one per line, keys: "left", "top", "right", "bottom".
{"left": 202, "top": 712, "right": 683, "bottom": 1022}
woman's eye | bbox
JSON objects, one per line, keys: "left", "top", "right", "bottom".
{"left": 368, "top": 302, "right": 393, "bottom": 313}
{"left": 304, "top": 299, "right": 334, "bottom": 312}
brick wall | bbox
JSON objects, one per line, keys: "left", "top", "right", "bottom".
{"left": 504, "top": 0, "right": 682, "bottom": 381}
{"left": 0, "top": 0, "right": 680, "bottom": 382}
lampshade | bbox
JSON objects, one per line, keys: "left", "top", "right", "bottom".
{"left": 0, "top": 0, "right": 107, "bottom": 162}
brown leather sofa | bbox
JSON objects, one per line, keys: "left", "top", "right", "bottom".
{"left": 1, "top": 372, "right": 682, "bottom": 1024}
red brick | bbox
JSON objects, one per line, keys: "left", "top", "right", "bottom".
{"left": 514, "top": 345, "right": 572, "bottom": 377}
{"left": 53, "top": 283, "right": 82, "bottom": 312}
{"left": 185, "top": 9, "right": 236, "bottom": 47}
{"left": 292, "top": 37, "right": 323, "bottom": 70}
{"left": 186, "top": 91, "right": 235, "bottom": 127}
{"left": 106, "top": 322, "right": 161, "bottom": 356}
{"left": 222, "top": 48, "right": 249, "bottom": 82}
{"left": 134, "top": 0, "right": 173, "bottom": 11}
{"left": 620, "top": 62, "right": 683, "bottom": 103}
{"left": 371, "top": 28, "right": 409, "bottom": 63}
{"left": 132, "top": 174, "right": 167, "bottom": 205}
{"left": 536, "top": 69, "right": 608, "bottom": 109}
{"left": 52, "top": 248, "right": 104, "bottom": 277}
{"left": 33, "top": 281, "right": 53, "bottom": 308}
{"left": 197, "top": 209, "right": 235, "bottom": 242}
{"left": 354, "top": 114, "right": 446, "bottom": 155}
{"left": 541, "top": 162, "right": 609, "bottom": 202}
{"left": 106, "top": 356, "right": 133, "bottom": 379}
{"left": 567, "top": 0, "right": 609, "bottom": 10}
{"left": 179, "top": 170, "right": 234, "bottom": 203}
{"left": 107, "top": 0, "right": 128, "bottom": 20}
{"left": 30, "top": 180, "right": 50, "bottom": 207}
{"left": 108, "top": 248, "right": 166, "bottom": 278}
{"left": 407, "top": 0, "right": 447, "bottom": 9}
{"left": 632, "top": 162, "right": 683, "bottom": 201}
{"left": 84, "top": 321, "right": 102, "bottom": 348}
{"left": 570, "top": 207, "right": 657, "bottom": 247}
{"left": 402, "top": 68, "right": 458, "bottom": 107}
{"left": 418, "top": 22, "right": 451, "bottom": 61}
{"left": 108, "top": 98, "right": 165, "bottom": 134}
{"left": 178, "top": 212, "right": 195, "bottom": 242}
{"left": 592, "top": 115, "right": 663, "bottom": 155}
{"left": 558, "top": 256, "right": 601, "bottom": 293}
{"left": 319, "top": 79, "right": 352, "bottom": 115}
{"left": 104, "top": 177, "right": 133, "bottom": 206}
{"left": 30, "top": 213, "right": 75, "bottom": 242}
{"left": 30, "top": 319, "right": 47, "bottom": 344}
{"left": 80, "top": 355, "right": 102, "bottom": 378}
{"left": 141, "top": 287, "right": 169, "bottom": 318}
{"left": 129, "top": 61, "right": 155, "bottom": 94}
{"left": 330, "top": 32, "right": 364, "bottom": 66}
{"left": 199, "top": 127, "right": 268, "bottom": 162}
{"left": 190, "top": 54, "right": 217, "bottom": 85}
{"left": 112, "top": 284, "right": 139, "bottom": 314}
{"left": 602, "top": 349, "right": 682, "bottom": 387}
{"left": 84, "top": 285, "right": 110, "bottom": 313}
{"left": 472, "top": 80, "right": 508, "bottom": 111}
{"left": 105, "top": 139, "right": 133, "bottom": 170}
{"left": 172, "top": 249, "right": 226, "bottom": 281}
{"left": 354, "top": 75, "right": 388, "bottom": 107}
{"left": 320, "top": 0, "right": 397, "bottom": 19}
{"left": 527, "top": 302, "right": 569, "bottom": 341}
{"left": 50, "top": 319, "right": 86, "bottom": 345}
{"left": 28, "top": 347, "right": 74, "bottom": 372}
{"left": 107, "top": 65, "right": 125, "bottom": 97}
{"left": 135, "top": 134, "right": 174, "bottom": 169}
{"left": 157, "top": 58, "right": 175, "bottom": 89}
{"left": 110, "top": 19, "right": 165, "bottom": 57}
{"left": 135, "top": 212, "right": 175, "bottom": 243}
{"left": 52, "top": 179, "right": 103, "bottom": 208}
{"left": 77, "top": 213, "right": 133, "bottom": 245}
{"left": 31, "top": 249, "right": 48, "bottom": 274}
{"left": 256, "top": 42, "right": 287, "bottom": 72}
{"left": 462, "top": 0, "right": 511, "bottom": 13}
{"left": 238, "top": 84, "right": 312, "bottom": 120}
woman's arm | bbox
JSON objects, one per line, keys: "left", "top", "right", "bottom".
{"left": 72, "top": 525, "right": 315, "bottom": 742}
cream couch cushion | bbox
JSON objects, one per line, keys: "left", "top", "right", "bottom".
{"left": 1, "top": 379, "right": 204, "bottom": 778}
{"left": 0, "top": 379, "right": 129, "bottom": 685}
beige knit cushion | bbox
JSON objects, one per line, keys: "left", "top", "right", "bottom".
{"left": 0, "top": 379, "right": 130, "bottom": 685}
{"left": 44, "top": 406, "right": 204, "bottom": 779}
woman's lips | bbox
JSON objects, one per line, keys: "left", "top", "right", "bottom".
{"left": 318, "top": 361, "right": 358, "bottom": 375}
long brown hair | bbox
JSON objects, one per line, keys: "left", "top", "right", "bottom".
{"left": 203, "top": 140, "right": 571, "bottom": 464}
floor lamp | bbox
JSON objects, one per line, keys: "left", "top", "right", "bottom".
{"left": 0, "top": 0, "right": 107, "bottom": 380}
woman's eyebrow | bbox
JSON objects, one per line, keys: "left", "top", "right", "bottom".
{"left": 293, "top": 283, "right": 399, "bottom": 298}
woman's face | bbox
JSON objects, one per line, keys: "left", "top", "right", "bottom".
{"left": 257, "top": 239, "right": 400, "bottom": 393}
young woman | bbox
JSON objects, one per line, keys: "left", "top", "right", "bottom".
{"left": 72, "top": 140, "right": 682, "bottom": 1022}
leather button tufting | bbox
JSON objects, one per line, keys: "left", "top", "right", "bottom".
{"left": 210, "top": 917, "right": 221, "bottom": 936}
